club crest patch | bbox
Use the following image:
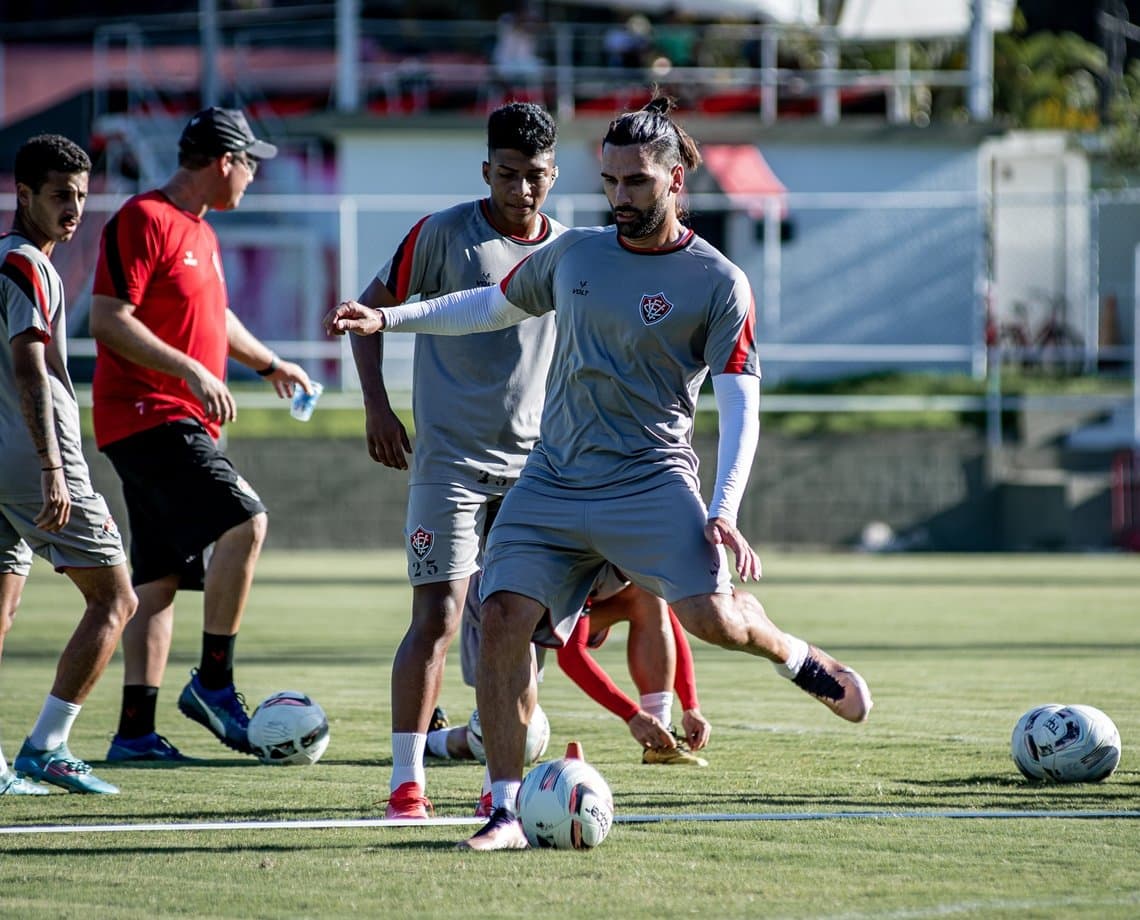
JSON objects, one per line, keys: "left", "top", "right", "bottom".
{"left": 408, "top": 525, "right": 434, "bottom": 559}
{"left": 639, "top": 291, "right": 673, "bottom": 325}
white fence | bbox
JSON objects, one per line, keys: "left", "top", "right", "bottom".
{"left": 8, "top": 186, "right": 1137, "bottom": 444}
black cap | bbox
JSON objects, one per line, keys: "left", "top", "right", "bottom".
{"left": 178, "top": 107, "right": 278, "bottom": 160}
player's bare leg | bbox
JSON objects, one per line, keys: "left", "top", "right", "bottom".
{"left": 202, "top": 512, "right": 267, "bottom": 637}
{"left": 671, "top": 590, "right": 871, "bottom": 723}
{"left": 121, "top": 576, "right": 178, "bottom": 687}
{"left": 459, "top": 590, "right": 540, "bottom": 851}
{"left": 52, "top": 564, "right": 136, "bottom": 702}
{"left": 0, "top": 572, "right": 26, "bottom": 662}
{"left": 386, "top": 577, "right": 467, "bottom": 818}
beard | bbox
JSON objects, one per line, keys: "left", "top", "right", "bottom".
{"left": 612, "top": 195, "right": 668, "bottom": 240}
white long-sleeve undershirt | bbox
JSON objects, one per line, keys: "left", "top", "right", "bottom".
{"left": 709, "top": 373, "right": 761, "bottom": 525}
{"left": 381, "top": 284, "right": 530, "bottom": 335}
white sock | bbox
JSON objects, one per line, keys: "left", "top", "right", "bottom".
{"left": 481, "top": 768, "right": 492, "bottom": 796}
{"left": 0, "top": 746, "right": 8, "bottom": 774}
{"left": 491, "top": 779, "right": 521, "bottom": 816}
{"left": 426, "top": 728, "right": 452, "bottom": 759}
{"left": 772, "top": 635, "right": 810, "bottom": 680}
{"left": 390, "top": 732, "right": 426, "bottom": 791}
{"left": 28, "top": 695, "right": 82, "bottom": 751}
{"left": 640, "top": 691, "right": 674, "bottom": 727}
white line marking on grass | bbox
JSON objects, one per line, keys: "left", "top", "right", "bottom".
{"left": 1, "top": 809, "right": 1137, "bottom": 836}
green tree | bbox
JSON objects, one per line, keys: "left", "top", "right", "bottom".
{"left": 992, "top": 21, "right": 1105, "bottom": 130}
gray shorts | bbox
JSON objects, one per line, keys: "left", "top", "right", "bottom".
{"left": 0, "top": 493, "right": 126, "bottom": 573}
{"left": 480, "top": 478, "right": 732, "bottom": 647}
{"left": 404, "top": 481, "right": 506, "bottom": 587}
{"left": 460, "top": 570, "right": 545, "bottom": 687}
{"left": 0, "top": 535, "right": 34, "bottom": 576}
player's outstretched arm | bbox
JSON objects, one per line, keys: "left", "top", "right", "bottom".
{"left": 323, "top": 300, "right": 384, "bottom": 336}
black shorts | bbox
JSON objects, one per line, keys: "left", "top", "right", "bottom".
{"left": 102, "top": 418, "right": 267, "bottom": 589}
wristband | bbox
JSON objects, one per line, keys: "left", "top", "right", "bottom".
{"left": 41, "top": 465, "right": 63, "bottom": 471}
{"left": 256, "top": 355, "right": 280, "bottom": 377}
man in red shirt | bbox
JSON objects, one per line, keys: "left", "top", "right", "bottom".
{"left": 90, "top": 107, "right": 312, "bottom": 761}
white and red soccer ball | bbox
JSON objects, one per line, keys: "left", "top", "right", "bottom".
{"left": 247, "top": 690, "right": 330, "bottom": 766}
{"left": 518, "top": 756, "right": 614, "bottom": 849}
{"left": 1011, "top": 703, "right": 1121, "bottom": 783}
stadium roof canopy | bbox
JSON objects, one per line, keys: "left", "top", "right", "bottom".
{"left": 838, "top": 0, "right": 1016, "bottom": 39}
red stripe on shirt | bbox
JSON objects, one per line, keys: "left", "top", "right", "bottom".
{"left": 389, "top": 215, "right": 430, "bottom": 302}
{"left": 498, "top": 253, "right": 532, "bottom": 295}
{"left": 3, "top": 250, "right": 50, "bottom": 325}
{"left": 721, "top": 289, "right": 757, "bottom": 374}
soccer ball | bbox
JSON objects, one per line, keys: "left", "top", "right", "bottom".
{"left": 518, "top": 757, "right": 615, "bottom": 849}
{"left": 247, "top": 690, "right": 330, "bottom": 766}
{"left": 1010, "top": 703, "right": 1121, "bottom": 782}
{"left": 466, "top": 703, "right": 550, "bottom": 765}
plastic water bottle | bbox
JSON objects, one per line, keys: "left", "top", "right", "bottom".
{"left": 290, "top": 381, "right": 323, "bottom": 422}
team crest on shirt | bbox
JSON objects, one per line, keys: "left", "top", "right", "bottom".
{"left": 639, "top": 291, "right": 673, "bottom": 326}
{"left": 409, "top": 525, "right": 434, "bottom": 559}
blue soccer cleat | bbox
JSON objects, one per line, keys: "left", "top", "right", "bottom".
{"left": 0, "top": 768, "right": 52, "bottom": 795}
{"left": 177, "top": 669, "right": 253, "bottom": 754}
{"left": 106, "top": 732, "right": 192, "bottom": 763}
{"left": 13, "top": 739, "right": 119, "bottom": 794}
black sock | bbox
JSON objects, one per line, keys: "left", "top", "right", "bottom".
{"left": 198, "top": 632, "right": 237, "bottom": 690}
{"left": 118, "top": 685, "right": 159, "bottom": 738}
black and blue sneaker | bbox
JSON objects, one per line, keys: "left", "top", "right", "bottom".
{"left": 106, "top": 732, "right": 192, "bottom": 763}
{"left": 177, "top": 668, "right": 253, "bottom": 754}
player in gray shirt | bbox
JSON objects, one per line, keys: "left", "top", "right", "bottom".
{"left": 328, "top": 96, "right": 873, "bottom": 849}
{"left": 0, "top": 135, "right": 137, "bottom": 795}
{"left": 346, "top": 103, "right": 566, "bottom": 820}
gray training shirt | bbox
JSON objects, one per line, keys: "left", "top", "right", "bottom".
{"left": 0, "top": 232, "right": 89, "bottom": 503}
{"left": 501, "top": 226, "right": 761, "bottom": 499}
{"left": 376, "top": 199, "right": 567, "bottom": 487}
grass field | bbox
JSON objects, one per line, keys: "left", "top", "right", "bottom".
{"left": 1, "top": 550, "right": 1138, "bottom": 919}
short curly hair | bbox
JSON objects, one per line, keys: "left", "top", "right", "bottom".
{"left": 14, "top": 134, "right": 91, "bottom": 192}
{"left": 487, "top": 102, "right": 557, "bottom": 158}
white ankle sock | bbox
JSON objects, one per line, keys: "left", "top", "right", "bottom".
{"left": 772, "top": 635, "right": 810, "bottom": 680}
{"left": 426, "top": 728, "right": 452, "bottom": 759}
{"left": 390, "top": 732, "right": 426, "bottom": 791}
{"left": 640, "top": 691, "right": 674, "bottom": 727}
{"left": 28, "top": 694, "right": 82, "bottom": 751}
{"left": 491, "top": 779, "right": 521, "bottom": 815}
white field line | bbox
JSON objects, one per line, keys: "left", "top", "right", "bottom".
{"left": 1, "top": 809, "right": 1138, "bottom": 836}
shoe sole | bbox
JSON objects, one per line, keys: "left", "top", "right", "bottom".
{"left": 456, "top": 832, "right": 528, "bottom": 851}
{"left": 16, "top": 769, "right": 119, "bottom": 794}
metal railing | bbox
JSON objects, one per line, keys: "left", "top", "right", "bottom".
{"left": 55, "top": 16, "right": 983, "bottom": 126}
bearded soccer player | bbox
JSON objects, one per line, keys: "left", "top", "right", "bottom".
{"left": 326, "top": 95, "right": 873, "bottom": 850}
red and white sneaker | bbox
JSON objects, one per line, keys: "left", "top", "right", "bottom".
{"left": 793, "top": 645, "right": 873, "bottom": 723}
{"left": 474, "top": 791, "right": 493, "bottom": 818}
{"left": 384, "top": 781, "right": 433, "bottom": 820}
{"left": 457, "top": 806, "right": 528, "bottom": 851}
